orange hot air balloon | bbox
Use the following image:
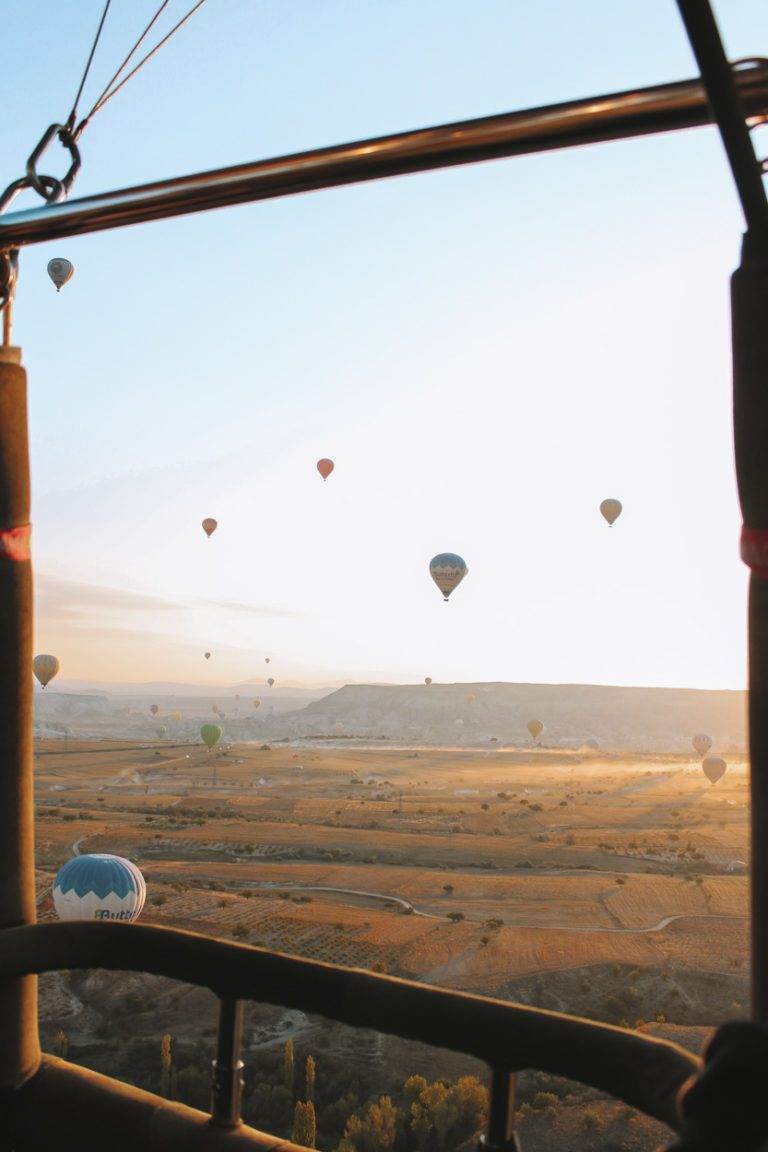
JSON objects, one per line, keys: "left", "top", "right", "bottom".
{"left": 202, "top": 518, "right": 218, "bottom": 538}
{"left": 702, "top": 756, "right": 727, "bottom": 784}
{"left": 317, "top": 459, "right": 334, "bottom": 481}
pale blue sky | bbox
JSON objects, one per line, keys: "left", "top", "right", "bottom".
{"left": 2, "top": 2, "right": 765, "bottom": 688}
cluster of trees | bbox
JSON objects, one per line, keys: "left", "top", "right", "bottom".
{"left": 138, "top": 1032, "right": 488, "bottom": 1152}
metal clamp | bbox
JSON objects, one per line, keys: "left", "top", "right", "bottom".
{"left": 0, "top": 123, "right": 81, "bottom": 216}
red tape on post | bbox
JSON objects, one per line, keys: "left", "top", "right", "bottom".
{"left": 741, "top": 527, "right": 768, "bottom": 579}
{"left": 0, "top": 525, "right": 31, "bottom": 562}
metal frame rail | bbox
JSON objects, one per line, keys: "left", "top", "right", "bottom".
{"left": 0, "top": 62, "right": 767, "bottom": 250}
{"left": 0, "top": 2, "right": 766, "bottom": 1149}
{"left": 0, "top": 921, "right": 698, "bottom": 1151}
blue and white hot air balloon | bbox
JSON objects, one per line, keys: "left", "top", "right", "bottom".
{"left": 429, "top": 553, "right": 468, "bottom": 601}
{"left": 53, "top": 854, "right": 146, "bottom": 922}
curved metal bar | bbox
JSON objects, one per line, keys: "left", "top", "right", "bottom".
{"left": 0, "top": 64, "right": 767, "bottom": 249}
{"left": 0, "top": 921, "right": 698, "bottom": 1130}
{"left": 676, "top": 4, "right": 768, "bottom": 241}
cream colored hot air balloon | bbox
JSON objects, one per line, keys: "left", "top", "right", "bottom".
{"left": 202, "top": 518, "right": 217, "bottom": 538}
{"left": 702, "top": 756, "right": 727, "bottom": 784}
{"left": 33, "top": 654, "right": 59, "bottom": 689}
{"left": 600, "top": 499, "right": 622, "bottom": 526}
{"left": 317, "top": 459, "right": 334, "bottom": 480}
{"left": 693, "top": 734, "right": 712, "bottom": 757}
{"left": 267, "top": 678, "right": 275, "bottom": 688}
{"left": 429, "top": 553, "right": 468, "bottom": 601}
{"left": 150, "top": 705, "right": 159, "bottom": 716}
{"left": 424, "top": 677, "right": 432, "bottom": 686}
{"left": 253, "top": 699, "right": 261, "bottom": 710}
{"left": 47, "top": 258, "right": 74, "bottom": 292}
{"left": 527, "top": 719, "right": 544, "bottom": 741}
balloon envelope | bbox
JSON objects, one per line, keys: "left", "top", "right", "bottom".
{"left": 693, "top": 734, "right": 712, "bottom": 757}
{"left": 33, "top": 653, "right": 59, "bottom": 689}
{"left": 267, "top": 678, "right": 275, "bottom": 687}
{"left": 201, "top": 724, "right": 222, "bottom": 750}
{"left": 465, "top": 693, "right": 476, "bottom": 705}
{"left": 600, "top": 499, "right": 622, "bottom": 526}
{"left": 424, "top": 677, "right": 432, "bottom": 686}
{"left": 202, "top": 518, "right": 217, "bottom": 538}
{"left": 253, "top": 699, "right": 261, "bottom": 709}
{"left": 527, "top": 719, "right": 544, "bottom": 740}
{"left": 702, "top": 756, "right": 727, "bottom": 784}
{"left": 265, "top": 657, "right": 271, "bottom": 664}
{"left": 317, "top": 458, "right": 334, "bottom": 480}
{"left": 53, "top": 854, "right": 145, "bottom": 922}
{"left": 204, "top": 652, "right": 211, "bottom": 660}
{"left": 47, "top": 258, "right": 74, "bottom": 292}
{"left": 150, "top": 704, "right": 159, "bottom": 716}
{"left": 429, "top": 553, "right": 468, "bottom": 601}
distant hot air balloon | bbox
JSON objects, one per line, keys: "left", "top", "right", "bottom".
{"left": 33, "top": 654, "right": 60, "bottom": 689}
{"left": 47, "top": 258, "right": 74, "bottom": 292}
{"left": 527, "top": 719, "right": 544, "bottom": 741}
{"left": 425, "top": 677, "right": 432, "bottom": 686}
{"left": 265, "top": 657, "right": 271, "bottom": 664}
{"left": 600, "top": 499, "right": 622, "bottom": 526}
{"left": 465, "top": 693, "right": 476, "bottom": 705}
{"left": 202, "top": 518, "right": 218, "bottom": 538}
{"left": 429, "top": 553, "right": 468, "bottom": 601}
{"left": 204, "top": 652, "right": 211, "bottom": 660}
{"left": 171, "top": 711, "right": 183, "bottom": 722}
{"left": 702, "top": 756, "right": 727, "bottom": 784}
{"left": 150, "top": 705, "right": 159, "bottom": 716}
{"left": 53, "top": 854, "right": 146, "bottom": 922}
{"left": 156, "top": 726, "right": 167, "bottom": 738}
{"left": 455, "top": 718, "right": 464, "bottom": 727}
{"left": 693, "top": 734, "right": 712, "bottom": 757}
{"left": 201, "top": 724, "right": 222, "bottom": 750}
{"left": 253, "top": 699, "right": 261, "bottom": 709}
{"left": 317, "top": 459, "right": 334, "bottom": 481}
{"left": 490, "top": 736, "right": 498, "bottom": 743}
{"left": 267, "top": 678, "right": 275, "bottom": 688}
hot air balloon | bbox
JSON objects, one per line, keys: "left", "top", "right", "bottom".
{"left": 53, "top": 854, "right": 146, "bottom": 922}
{"left": 33, "top": 654, "right": 59, "bottom": 689}
{"left": 201, "top": 724, "right": 222, "bottom": 750}
{"left": 156, "top": 726, "right": 167, "bottom": 738}
{"left": 527, "top": 719, "right": 544, "bottom": 741}
{"left": 455, "top": 718, "right": 464, "bottom": 727}
{"left": 47, "top": 258, "right": 74, "bottom": 292}
{"left": 424, "top": 677, "right": 432, "bottom": 686}
{"left": 465, "top": 693, "right": 476, "bottom": 705}
{"left": 171, "top": 711, "right": 183, "bottom": 722}
{"left": 702, "top": 756, "right": 727, "bottom": 784}
{"left": 693, "top": 734, "right": 712, "bottom": 757}
{"left": 202, "top": 518, "right": 217, "bottom": 538}
{"left": 600, "top": 499, "right": 622, "bottom": 526}
{"left": 267, "top": 678, "right": 275, "bottom": 687}
{"left": 204, "top": 652, "right": 211, "bottom": 660}
{"left": 150, "top": 704, "right": 159, "bottom": 716}
{"left": 429, "top": 553, "right": 468, "bottom": 601}
{"left": 317, "top": 459, "right": 334, "bottom": 481}
{"left": 253, "top": 699, "right": 261, "bottom": 709}
{"left": 265, "top": 657, "right": 271, "bottom": 664}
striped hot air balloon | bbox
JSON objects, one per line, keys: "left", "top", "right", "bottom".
{"left": 53, "top": 854, "right": 146, "bottom": 922}
{"left": 429, "top": 554, "right": 468, "bottom": 601}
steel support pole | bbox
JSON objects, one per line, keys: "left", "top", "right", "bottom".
{"left": 732, "top": 233, "right": 768, "bottom": 1020}
{"left": 210, "top": 997, "right": 244, "bottom": 1128}
{"left": 0, "top": 343, "right": 40, "bottom": 1093}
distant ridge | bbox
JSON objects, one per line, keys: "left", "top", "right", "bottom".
{"left": 254, "top": 681, "right": 746, "bottom": 752}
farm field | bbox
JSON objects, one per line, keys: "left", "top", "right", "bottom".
{"left": 32, "top": 736, "right": 750, "bottom": 1152}
{"left": 35, "top": 739, "right": 749, "bottom": 1010}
